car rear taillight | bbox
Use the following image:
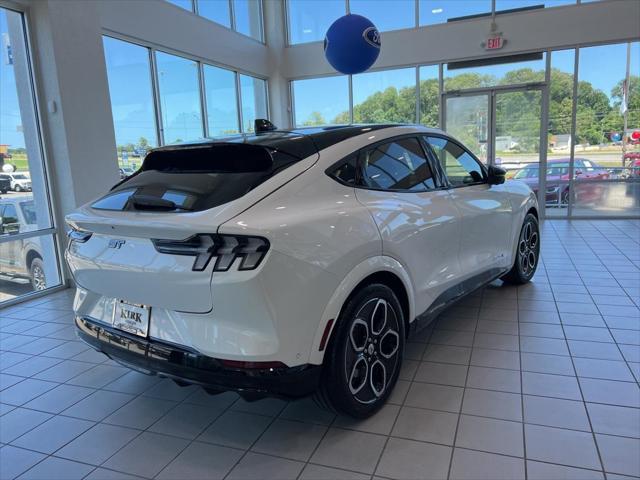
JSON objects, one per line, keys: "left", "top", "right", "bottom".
{"left": 66, "top": 225, "right": 93, "bottom": 243}
{"left": 151, "top": 234, "right": 269, "bottom": 272}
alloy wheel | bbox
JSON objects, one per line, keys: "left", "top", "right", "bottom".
{"left": 344, "top": 298, "right": 400, "bottom": 404}
{"left": 518, "top": 220, "right": 538, "bottom": 277}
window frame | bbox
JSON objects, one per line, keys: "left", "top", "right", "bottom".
{"left": 326, "top": 134, "right": 445, "bottom": 193}
{"left": 422, "top": 134, "right": 489, "bottom": 189}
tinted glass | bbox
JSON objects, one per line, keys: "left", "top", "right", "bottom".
{"left": 362, "top": 138, "right": 436, "bottom": 191}
{"left": 203, "top": 65, "right": 239, "bottom": 135}
{"left": 198, "top": 0, "right": 232, "bottom": 26}
{"left": 155, "top": 51, "right": 203, "bottom": 143}
{"left": 427, "top": 136, "right": 485, "bottom": 187}
{"left": 331, "top": 154, "right": 359, "bottom": 185}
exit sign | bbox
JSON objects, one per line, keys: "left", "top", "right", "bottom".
{"left": 484, "top": 35, "right": 505, "bottom": 50}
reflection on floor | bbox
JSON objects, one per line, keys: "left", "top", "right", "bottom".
{"left": 0, "top": 220, "right": 638, "bottom": 480}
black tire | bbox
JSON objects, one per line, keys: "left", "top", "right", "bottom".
{"left": 14, "top": 185, "right": 22, "bottom": 192}
{"left": 29, "top": 257, "right": 46, "bottom": 291}
{"left": 315, "top": 283, "right": 405, "bottom": 418}
{"left": 501, "top": 213, "right": 540, "bottom": 285}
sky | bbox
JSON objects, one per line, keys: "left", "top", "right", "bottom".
{"left": 1, "top": 3, "right": 638, "bottom": 149}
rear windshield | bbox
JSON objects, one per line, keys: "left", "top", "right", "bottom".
{"left": 92, "top": 141, "right": 313, "bottom": 212}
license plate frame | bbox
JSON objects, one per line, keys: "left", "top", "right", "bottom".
{"left": 112, "top": 300, "right": 151, "bottom": 338}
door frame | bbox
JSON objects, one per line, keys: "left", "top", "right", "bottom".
{"left": 441, "top": 82, "right": 550, "bottom": 218}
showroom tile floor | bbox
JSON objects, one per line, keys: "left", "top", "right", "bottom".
{"left": 0, "top": 219, "right": 639, "bottom": 480}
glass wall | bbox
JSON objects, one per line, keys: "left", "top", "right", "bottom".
{"left": 352, "top": 68, "right": 417, "bottom": 123}
{"left": 573, "top": 42, "right": 640, "bottom": 217}
{"left": 288, "top": 0, "right": 345, "bottom": 44}
{"left": 165, "top": 0, "right": 263, "bottom": 41}
{"left": 103, "top": 36, "right": 268, "bottom": 154}
{"left": 234, "top": 0, "right": 264, "bottom": 41}
{"left": 239, "top": 74, "right": 268, "bottom": 132}
{"left": 198, "top": 0, "right": 231, "bottom": 27}
{"left": 102, "top": 37, "right": 157, "bottom": 171}
{"left": 349, "top": 0, "right": 415, "bottom": 32}
{"left": 288, "top": 0, "right": 578, "bottom": 44}
{"left": 419, "top": 0, "right": 491, "bottom": 25}
{"left": 156, "top": 52, "right": 203, "bottom": 144}
{"left": 203, "top": 65, "right": 240, "bottom": 135}
{"left": 419, "top": 65, "right": 439, "bottom": 127}
{"left": 290, "top": 41, "right": 640, "bottom": 218}
{"left": 0, "top": 7, "right": 62, "bottom": 304}
{"left": 292, "top": 76, "right": 349, "bottom": 126}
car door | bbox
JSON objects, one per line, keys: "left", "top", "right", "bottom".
{"left": 424, "top": 135, "right": 514, "bottom": 279}
{"left": 352, "top": 136, "right": 463, "bottom": 316}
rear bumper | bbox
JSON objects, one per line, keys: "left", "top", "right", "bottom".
{"left": 75, "top": 316, "right": 321, "bottom": 399}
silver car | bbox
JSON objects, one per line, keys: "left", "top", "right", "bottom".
{"left": 0, "top": 196, "right": 45, "bottom": 290}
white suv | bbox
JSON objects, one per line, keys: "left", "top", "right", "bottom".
{"left": 0, "top": 172, "right": 32, "bottom": 192}
{"left": 65, "top": 124, "right": 539, "bottom": 418}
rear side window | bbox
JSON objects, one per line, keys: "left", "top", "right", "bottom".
{"left": 92, "top": 143, "right": 303, "bottom": 212}
{"left": 361, "top": 138, "right": 436, "bottom": 192}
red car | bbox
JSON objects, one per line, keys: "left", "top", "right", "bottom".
{"left": 512, "top": 158, "right": 610, "bottom": 206}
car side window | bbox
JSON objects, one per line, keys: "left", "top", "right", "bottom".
{"left": 425, "top": 136, "right": 486, "bottom": 187}
{"left": 361, "top": 137, "right": 436, "bottom": 192}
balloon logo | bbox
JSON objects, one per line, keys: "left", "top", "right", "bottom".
{"left": 324, "top": 14, "right": 381, "bottom": 75}
{"left": 632, "top": 130, "right": 640, "bottom": 140}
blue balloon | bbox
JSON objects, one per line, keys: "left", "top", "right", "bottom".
{"left": 611, "top": 132, "right": 622, "bottom": 142}
{"left": 324, "top": 14, "right": 381, "bottom": 75}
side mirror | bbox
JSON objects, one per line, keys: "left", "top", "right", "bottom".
{"left": 575, "top": 169, "right": 583, "bottom": 176}
{"left": 487, "top": 165, "right": 506, "bottom": 185}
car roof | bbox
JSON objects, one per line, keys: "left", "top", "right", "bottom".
{"left": 151, "top": 124, "right": 443, "bottom": 160}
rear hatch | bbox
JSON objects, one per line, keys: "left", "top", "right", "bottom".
{"left": 66, "top": 135, "right": 318, "bottom": 313}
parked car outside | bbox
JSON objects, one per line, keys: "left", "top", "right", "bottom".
{"left": 0, "top": 176, "right": 10, "bottom": 194}
{"left": 0, "top": 195, "right": 46, "bottom": 290}
{"left": 119, "top": 167, "right": 135, "bottom": 179}
{"left": 0, "top": 172, "right": 32, "bottom": 192}
{"left": 512, "top": 157, "right": 610, "bottom": 205}
{"left": 66, "top": 123, "right": 539, "bottom": 418}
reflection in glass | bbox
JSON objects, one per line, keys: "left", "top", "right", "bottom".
{"left": 288, "top": 0, "right": 344, "bottom": 44}
{"left": 420, "top": 0, "right": 491, "bottom": 25}
{"left": 419, "top": 65, "right": 439, "bottom": 127}
{"left": 239, "top": 75, "right": 268, "bottom": 132}
{"left": 292, "top": 76, "right": 349, "bottom": 126}
{"left": 234, "top": 0, "right": 263, "bottom": 41}
{"left": 156, "top": 51, "right": 203, "bottom": 143}
{"left": 204, "top": 65, "right": 240, "bottom": 135}
{"left": 352, "top": 68, "right": 416, "bottom": 123}
{"left": 103, "top": 37, "right": 157, "bottom": 169}
{"left": 349, "top": 0, "right": 414, "bottom": 32}
{"left": 198, "top": 0, "right": 231, "bottom": 27}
